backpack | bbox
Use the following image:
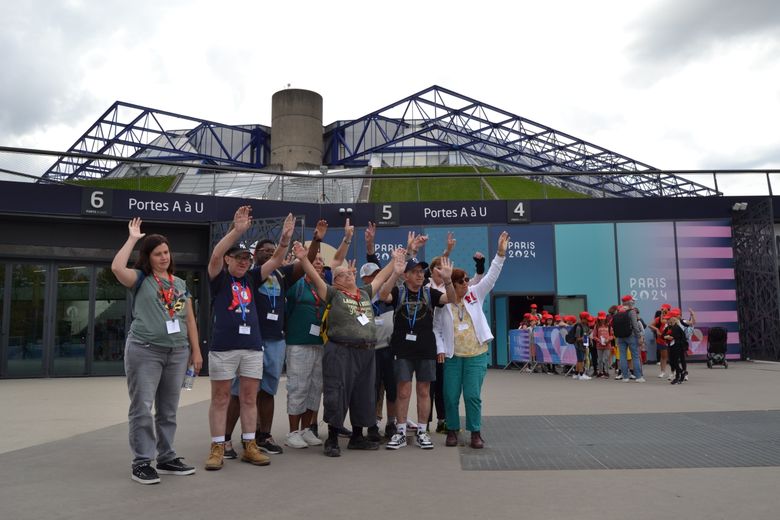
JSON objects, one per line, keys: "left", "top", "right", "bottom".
{"left": 612, "top": 310, "right": 633, "bottom": 338}
{"left": 565, "top": 323, "right": 581, "bottom": 345}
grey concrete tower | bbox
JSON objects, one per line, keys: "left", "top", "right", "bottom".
{"left": 270, "top": 88, "right": 323, "bottom": 171}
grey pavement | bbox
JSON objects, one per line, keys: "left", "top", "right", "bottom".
{"left": 2, "top": 361, "right": 780, "bottom": 520}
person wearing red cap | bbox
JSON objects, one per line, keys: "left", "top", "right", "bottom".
{"left": 663, "top": 310, "right": 688, "bottom": 384}
{"left": 571, "top": 312, "right": 592, "bottom": 380}
{"left": 592, "top": 312, "right": 612, "bottom": 378}
{"left": 613, "top": 295, "right": 646, "bottom": 383}
{"left": 649, "top": 304, "right": 672, "bottom": 380}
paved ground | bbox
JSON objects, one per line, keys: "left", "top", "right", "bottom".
{"left": 1, "top": 361, "right": 780, "bottom": 520}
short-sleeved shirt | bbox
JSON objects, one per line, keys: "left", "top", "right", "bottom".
{"left": 209, "top": 269, "right": 264, "bottom": 352}
{"left": 255, "top": 264, "right": 297, "bottom": 340}
{"left": 285, "top": 277, "right": 325, "bottom": 346}
{"left": 389, "top": 284, "right": 443, "bottom": 360}
{"left": 323, "top": 285, "right": 376, "bottom": 344}
{"left": 452, "top": 304, "right": 488, "bottom": 357}
{"left": 129, "top": 270, "right": 190, "bottom": 348}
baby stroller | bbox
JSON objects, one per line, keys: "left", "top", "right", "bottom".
{"left": 707, "top": 326, "right": 728, "bottom": 369}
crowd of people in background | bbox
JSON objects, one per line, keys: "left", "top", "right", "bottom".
{"left": 517, "top": 297, "right": 697, "bottom": 384}
{"left": 113, "top": 208, "right": 509, "bottom": 484}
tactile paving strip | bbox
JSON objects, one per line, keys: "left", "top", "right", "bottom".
{"left": 460, "top": 410, "right": 780, "bottom": 471}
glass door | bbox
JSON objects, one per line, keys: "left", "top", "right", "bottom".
{"left": 6, "top": 264, "right": 47, "bottom": 377}
{"left": 92, "top": 266, "right": 128, "bottom": 375}
{"left": 52, "top": 265, "right": 91, "bottom": 376}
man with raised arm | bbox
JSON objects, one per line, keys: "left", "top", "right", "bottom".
{"left": 291, "top": 242, "right": 406, "bottom": 457}
{"left": 204, "top": 207, "right": 293, "bottom": 470}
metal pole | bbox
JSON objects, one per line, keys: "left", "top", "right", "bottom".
{"left": 713, "top": 172, "right": 719, "bottom": 194}
{"left": 767, "top": 172, "right": 773, "bottom": 197}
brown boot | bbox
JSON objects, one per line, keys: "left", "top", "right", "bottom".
{"left": 445, "top": 430, "right": 458, "bottom": 447}
{"left": 470, "top": 432, "right": 484, "bottom": 449}
{"left": 242, "top": 440, "right": 271, "bottom": 466}
{"left": 205, "top": 442, "right": 224, "bottom": 471}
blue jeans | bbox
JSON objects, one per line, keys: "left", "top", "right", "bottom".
{"left": 617, "top": 335, "right": 643, "bottom": 378}
{"left": 124, "top": 333, "right": 190, "bottom": 467}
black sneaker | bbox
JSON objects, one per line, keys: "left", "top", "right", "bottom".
{"left": 323, "top": 437, "right": 341, "bottom": 457}
{"left": 156, "top": 457, "right": 195, "bottom": 475}
{"left": 334, "top": 426, "right": 352, "bottom": 438}
{"left": 435, "top": 421, "right": 446, "bottom": 434}
{"left": 347, "top": 436, "right": 380, "bottom": 450}
{"left": 223, "top": 443, "right": 238, "bottom": 459}
{"left": 366, "top": 426, "right": 382, "bottom": 443}
{"left": 257, "top": 437, "right": 284, "bottom": 454}
{"left": 131, "top": 463, "right": 160, "bottom": 485}
{"left": 384, "top": 423, "right": 397, "bottom": 439}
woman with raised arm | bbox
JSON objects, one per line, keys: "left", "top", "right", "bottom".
{"left": 111, "top": 218, "right": 202, "bottom": 485}
{"left": 434, "top": 231, "right": 509, "bottom": 449}
{"left": 291, "top": 241, "right": 406, "bottom": 457}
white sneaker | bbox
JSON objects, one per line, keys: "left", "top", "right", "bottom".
{"left": 572, "top": 374, "right": 580, "bottom": 380}
{"left": 284, "top": 430, "right": 308, "bottom": 449}
{"left": 629, "top": 374, "right": 636, "bottom": 380}
{"left": 615, "top": 374, "right": 623, "bottom": 380}
{"left": 301, "top": 428, "right": 323, "bottom": 446}
{"left": 386, "top": 433, "right": 407, "bottom": 450}
{"left": 580, "top": 374, "right": 592, "bottom": 380}
{"left": 415, "top": 431, "right": 434, "bottom": 449}
{"left": 636, "top": 377, "right": 646, "bottom": 383}
{"left": 658, "top": 372, "right": 666, "bottom": 378}
{"left": 622, "top": 377, "right": 631, "bottom": 383}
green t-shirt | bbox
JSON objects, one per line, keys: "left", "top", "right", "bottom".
{"left": 285, "top": 278, "right": 325, "bottom": 346}
{"left": 324, "top": 284, "right": 376, "bottom": 344}
{"left": 129, "top": 270, "right": 191, "bottom": 348}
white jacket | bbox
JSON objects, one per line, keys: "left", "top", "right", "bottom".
{"left": 433, "top": 254, "right": 505, "bottom": 359}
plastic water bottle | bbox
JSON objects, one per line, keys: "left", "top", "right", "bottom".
{"left": 182, "top": 365, "right": 195, "bottom": 390}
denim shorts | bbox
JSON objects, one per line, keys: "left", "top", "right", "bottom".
{"left": 394, "top": 358, "right": 437, "bottom": 382}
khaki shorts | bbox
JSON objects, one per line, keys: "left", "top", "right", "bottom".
{"left": 208, "top": 349, "right": 263, "bottom": 381}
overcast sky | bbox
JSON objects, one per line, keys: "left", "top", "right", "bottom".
{"left": 1, "top": 0, "right": 779, "bottom": 193}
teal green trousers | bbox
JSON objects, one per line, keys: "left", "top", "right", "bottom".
{"left": 443, "top": 353, "right": 488, "bottom": 432}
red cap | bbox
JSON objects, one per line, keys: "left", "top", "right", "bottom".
{"left": 579, "top": 311, "right": 590, "bottom": 319}
{"left": 597, "top": 311, "right": 607, "bottom": 319}
{"left": 660, "top": 303, "right": 672, "bottom": 310}
{"left": 523, "top": 313, "right": 531, "bottom": 319}
{"left": 668, "top": 310, "right": 681, "bottom": 318}
{"left": 587, "top": 317, "right": 596, "bottom": 326}
{"left": 672, "top": 307, "right": 681, "bottom": 314}
{"left": 554, "top": 314, "right": 561, "bottom": 321}
{"left": 530, "top": 304, "right": 537, "bottom": 309}
{"left": 621, "top": 294, "right": 634, "bottom": 303}
{"left": 528, "top": 315, "right": 538, "bottom": 322}
{"left": 565, "top": 316, "right": 577, "bottom": 324}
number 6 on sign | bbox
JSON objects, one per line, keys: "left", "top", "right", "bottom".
{"left": 507, "top": 200, "right": 531, "bottom": 223}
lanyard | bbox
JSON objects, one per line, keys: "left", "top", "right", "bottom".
{"left": 340, "top": 288, "right": 363, "bottom": 313}
{"left": 305, "top": 279, "right": 322, "bottom": 320}
{"left": 264, "top": 276, "right": 278, "bottom": 311}
{"left": 457, "top": 302, "right": 465, "bottom": 322}
{"left": 404, "top": 287, "right": 420, "bottom": 332}
{"left": 152, "top": 272, "right": 176, "bottom": 319}
{"left": 230, "top": 275, "right": 249, "bottom": 324}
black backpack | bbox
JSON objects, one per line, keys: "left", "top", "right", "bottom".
{"left": 565, "top": 323, "right": 581, "bottom": 345}
{"left": 612, "top": 310, "right": 632, "bottom": 338}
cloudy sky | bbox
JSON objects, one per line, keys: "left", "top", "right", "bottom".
{"left": 1, "top": 0, "right": 779, "bottom": 193}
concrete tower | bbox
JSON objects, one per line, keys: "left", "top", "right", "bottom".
{"left": 270, "top": 88, "right": 323, "bottom": 171}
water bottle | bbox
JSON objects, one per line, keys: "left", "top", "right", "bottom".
{"left": 182, "top": 365, "right": 195, "bottom": 390}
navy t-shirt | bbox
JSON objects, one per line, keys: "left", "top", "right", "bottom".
{"left": 389, "top": 284, "right": 443, "bottom": 360}
{"left": 255, "top": 264, "right": 300, "bottom": 340}
{"left": 209, "top": 269, "right": 264, "bottom": 351}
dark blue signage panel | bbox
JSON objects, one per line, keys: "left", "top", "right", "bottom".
{"left": 489, "top": 224, "right": 555, "bottom": 293}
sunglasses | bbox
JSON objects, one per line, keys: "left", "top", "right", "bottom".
{"left": 455, "top": 277, "right": 470, "bottom": 285}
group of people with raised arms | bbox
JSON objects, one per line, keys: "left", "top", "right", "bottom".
{"left": 113, "top": 206, "right": 509, "bottom": 484}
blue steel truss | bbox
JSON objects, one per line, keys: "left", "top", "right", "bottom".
{"left": 40, "top": 102, "right": 270, "bottom": 182}
{"left": 323, "top": 85, "right": 719, "bottom": 197}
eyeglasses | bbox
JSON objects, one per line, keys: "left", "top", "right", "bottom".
{"left": 455, "top": 278, "right": 469, "bottom": 285}
{"left": 231, "top": 255, "right": 252, "bottom": 262}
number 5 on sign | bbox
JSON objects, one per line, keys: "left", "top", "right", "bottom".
{"left": 507, "top": 200, "right": 531, "bottom": 223}
{"left": 375, "top": 203, "right": 398, "bottom": 227}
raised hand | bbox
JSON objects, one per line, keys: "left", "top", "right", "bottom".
{"left": 233, "top": 205, "right": 253, "bottom": 234}
{"left": 280, "top": 212, "right": 295, "bottom": 243}
{"left": 411, "top": 233, "right": 428, "bottom": 252}
{"left": 128, "top": 218, "right": 146, "bottom": 240}
{"left": 436, "top": 256, "right": 453, "bottom": 279}
{"left": 365, "top": 221, "right": 376, "bottom": 243}
{"left": 497, "top": 231, "right": 510, "bottom": 256}
{"left": 473, "top": 251, "right": 484, "bottom": 260}
{"left": 292, "top": 241, "right": 307, "bottom": 260}
{"left": 347, "top": 258, "right": 357, "bottom": 275}
{"left": 314, "top": 219, "right": 328, "bottom": 241}
{"left": 343, "top": 218, "right": 355, "bottom": 241}
{"left": 445, "top": 231, "right": 456, "bottom": 255}
{"left": 392, "top": 248, "right": 407, "bottom": 274}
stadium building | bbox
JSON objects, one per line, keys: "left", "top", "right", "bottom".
{"left": 0, "top": 86, "right": 776, "bottom": 378}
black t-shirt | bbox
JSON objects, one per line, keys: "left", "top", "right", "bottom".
{"left": 389, "top": 284, "right": 443, "bottom": 360}
{"left": 209, "top": 269, "right": 264, "bottom": 351}
{"left": 254, "top": 264, "right": 299, "bottom": 340}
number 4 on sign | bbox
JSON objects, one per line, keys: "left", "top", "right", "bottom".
{"left": 513, "top": 202, "right": 524, "bottom": 217}
{"left": 507, "top": 200, "right": 530, "bottom": 223}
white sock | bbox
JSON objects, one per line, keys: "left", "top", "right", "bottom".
{"left": 242, "top": 432, "right": 255, "bottom": 441}
{"left": 417, "top": 423, "right": 427, "bottom": 432}
{"left": 397, "top": 423, "right": 407, "bottom": 435}
{"left": 212, "top": 435, "right": 225, "bottom": 443}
